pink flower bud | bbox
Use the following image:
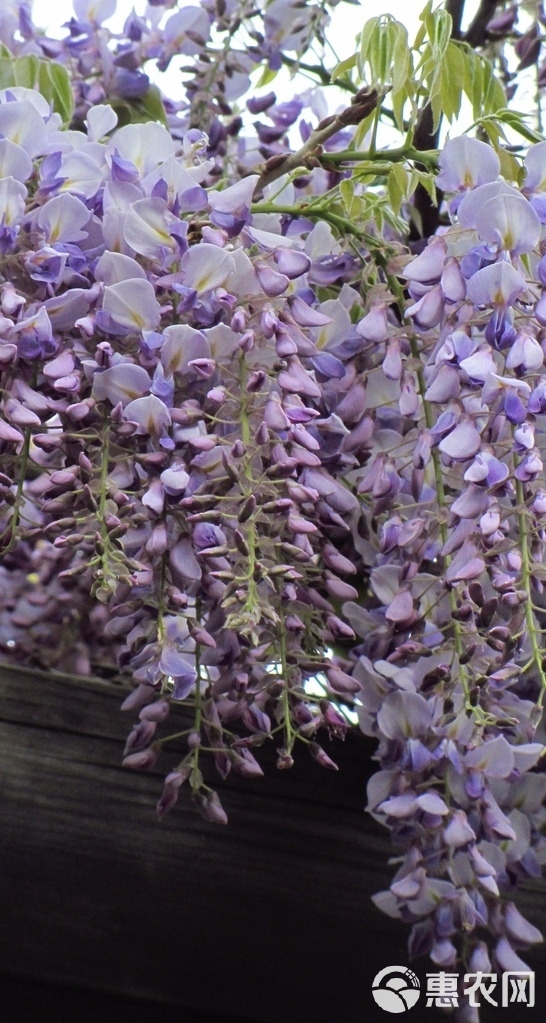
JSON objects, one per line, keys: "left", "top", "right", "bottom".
{"left": 139, "top": 700, "right": 170, "bottom": 723}
{"left": 309, "top": 742, "right": 339, "bottom": 770}
{"left": 123, "top": 748, "right": 158, "bottom": 770}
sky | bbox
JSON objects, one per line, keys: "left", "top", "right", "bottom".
{"left": 32, "top": 0, "right": 473, "bottom": 48}
{"left": 29, "top": 0, "right": 482, "bottom": 119}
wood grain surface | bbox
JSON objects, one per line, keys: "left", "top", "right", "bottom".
{"left": 1, "top": 663, "right": 545, "bottom": 1023}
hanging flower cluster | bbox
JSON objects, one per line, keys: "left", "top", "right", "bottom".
{"left": 3, "top": 1, "right": 546, "bottom": 1017}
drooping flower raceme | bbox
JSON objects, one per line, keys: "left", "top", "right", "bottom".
{"left": 2, "top": 5, "right": 546, "bottom": 1020}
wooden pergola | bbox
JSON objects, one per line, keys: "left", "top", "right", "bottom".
{"left": 1, "top": 664, "right": 544, "bottom": 1022}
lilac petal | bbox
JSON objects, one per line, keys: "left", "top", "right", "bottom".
{"left": 385, "top": 588, "right": 414, "bottom": 625}
{"left": 255, "top": 261, "right": 289, "bottom": 296}
{"left": 180, "top": 244, "right": 235, "bottom": 292}
{"left": 441, "top": 259, "right": 466, "bottom": 302}
{"left": 443, "top": 809, "right": 476, "bottom": 847}
{"left": 535, "top": 289, "right": 546, "bottom": 325}
{"left": 466, "top": 260, "right": 527, "bottom": 308}
{"left": 483, "top": 794, "right": 517, "bottom": 839}
{"left": 451, "top": 485, "right": 489, "bottom": 518}
{"left": 506, "top": 333, "right": 544, "bottom": 372}
{"left": 161, "top": 324, "right": 209, "bottom": 375}
{"left": 263, "top": 392, "right": 290, "bottom": 430}
{"left": 504, "top": 387, "right": 527, "bottom": 424}
{"left": 95, "top": 250, "right": 147, "bottom": 284}
{"left": 459, "top": 348, "right": 497, "bottom": 383}
{"left": 445, "top": 542, "right": 485, "bottom": 583}
{"left": 464, "top": 735, "right": 514, "bottom": 778}
{"left": 436, "top": 136, "right": 500, "bottom": 192}
{"left": 475, "top": 193, "right": 541, "bottom": 255}
{"left": 325, "top": 665, "right": 361, "bottom": 695}
{"left": 0, "top": 137, "right": 33, "bottom": 182}
{"left": 194, "top": 789, "right": 228, "bottom": 825}
{"left": 0, "top": 176, "right": 25, "bottom": 232}
{"left": 378, "top": 792, "right": 418, "bottom": 818}
{"left": 160, "top": 464, "right": 189, "bottom": 495}
{"left": 288, "top": 296, "right": 332, "bottom": 326}
{"left": 43, "top": 350, "right": 75, "bottom": 380}
{"left": 524, "top": 139, "right": 546, "bottom": 191}
{"left": 208, "top": 175, "right": 259, "bottom": 215}
{"left": 102, "top": 278, "right": 161, "bottom": 332}
{"left": 0, "top": 417, "right": 24, "bottom": 441}
{"left": 124, "top": 197, "right": 179, "bottom": 259}
{"left": 439, "top": 419, "right": 482, "bottom": 460}
{"left": 511, "top": 743, "right": 544, "bottom": 773}
{"left": 278, "top": 358, "right": 322, "bottom": 398}
{"left": 0, "top": 99, "right": 48, "bottom": 157}
{"left": 424, "top": 364, "right": 460, "bottom": 402}
{"left": 494, "top": 937, "right": 531, "bottom": 973}
{"left": 274, "top": 248, "right": 311, "bottom": 278}
{"left": 357, "top": 304, "right": 389, "bottom": 341}
{"left": 37, "top": 193, "right": 90, "bottom": 244}
{"left": 4, "top": 399, "right": 41, "bottom": 426}
{"left": 504, "top": 902, "right": 543, "bottom": 945}
{"left": 431, "top": 940, "right": 457, "bottom": 967}
{"left": 402, "top": 238, "right": 446, "bottom": 284}
{"left": 171, "top": 668, "right": 198, "bottom": 700}
{"left": 464, "top": 452, "right": 508, "bottom": 486}
{"left": 377, "top": 691, "right": 433, "bottom": 740}
{"left": 532, "top": 192, "right": 546, "bottom": 222}
{"left": 406, "top": 285, "right": 445, "bottom": 327}
{"left": 310, "top": 352, "right": 345, "bottom": 378}
{"left": 415, "top": 791, "right": 449, "bottom": 815}
{"left": 93, "top": 364, "right": 151, "bottom": 405}
{"left": 458, "top": 180, "right": 521, "bottom": 228}
{"left": 246, "top": 91, "right": 276, "bottom": 114}
{"left": 86, "top": 103, "right": 118, "bottom": 142}
{"left": 170, "top": 537, "right": 202, "bottom": 581}
{"left": 382, "top": 338, "right": 402, "bottom": 380}
{"left": 390, "top": 870, "right": 424, "bottom": 898}
{"left": 123, "top": 395, "right": 171, "bottom": 435}
{"left": 142, "top": 477, "right": 165, "bottom": 514}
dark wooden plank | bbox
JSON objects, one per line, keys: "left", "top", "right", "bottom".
{"left": 1, "top": 665, "right": 545, "bottom": 1023}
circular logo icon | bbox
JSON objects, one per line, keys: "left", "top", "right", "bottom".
{"left": 372, "top": 966, "right": 421, "bottom": 1013}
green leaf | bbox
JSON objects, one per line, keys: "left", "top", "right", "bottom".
{"left": 440, "top": 42, "right": 464, "bottom": 123}
{"left": 493, "top": 107, "right": 544, "bottom": 143}
{"left": 428, "top": 7, "right": 452, "bottom": 60}
{"left": 413, "top": 168, "right": 437, "bottom": 206}
{"left": 119, "top": 84, "right": 167, "bottom": 126}
{"left": 390, "top": 22, "right": 411, "bottom": 130}
{"left": 497, "top": 146, "right": 522, "bottom": 184}
{"left": 339, "top": 176, "right": 354, "bottom": 212}
{"left": 387, "top": 162, "right": 408, "bottom": 215}
{"left": 351, "top": 106, "right": 378, "bottom": 148}
{"left": 256, "top": 64, "right": 278, "bottom": 89}
{"left": 0, "top": 54, "right": 38, "bottom": 90}
{"left": 330, "top": 52, "right": 357, "bottom": 83}
{"left": 39, "top": 61, "right": 74, "bottom": 125}
{"left": 0, "top": 53, "right": 74, "bottom": 123}
{"left": 358, "top": 14, "right": 397, "bottom": 87}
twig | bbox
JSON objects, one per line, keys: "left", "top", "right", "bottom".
{"left": 464, "top": 0, "right": 502, "bottom": 48}
{"left": 253, "top": 87, "right": 382, "bottom": 195}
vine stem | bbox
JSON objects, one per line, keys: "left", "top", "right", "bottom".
{"left": 253, "top": 88, "right": 382, "bottom": 194}
{"left": 515, "top": 478, "right": 546, "bottom": 704}
{"left": 279, "top": 621, "right": 294, "bottom": 756}
{"left": 238, "top": 351, "right": 258, "bottom": 613}
{"left": 2, "top": 425, "right": 32, "bottom": 555}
